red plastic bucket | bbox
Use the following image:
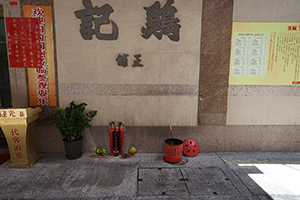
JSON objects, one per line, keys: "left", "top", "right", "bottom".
{"left": 164, "top": 138, "right": 183, "bottom": 163}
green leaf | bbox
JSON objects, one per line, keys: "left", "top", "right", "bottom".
{"left": 40, "top": 101, "right": 97, "bottom": 142}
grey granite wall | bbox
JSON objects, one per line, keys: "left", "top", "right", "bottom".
{"left": 198, "top": 0, "right": 233, "bottom": 125}
{"left": 34, "top": 125, "right": 300, "bottom": 153}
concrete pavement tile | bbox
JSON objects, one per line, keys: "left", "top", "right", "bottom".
{"left": 181, "top": 167, "right": 240, "bottom": 195}
{"left": 0, "top": 154, "right": 138, "bottom": 199}
{"left": 217, "top": 152, "right": 300, "bottom": 199}
{"left": 190, "top": 152, "right": 251, "bottom": 195}
{"left": 270, "top": 194, "right": 300, "bottom": 200}
{"left": 230, "top": 168, "right": 269, "bottom": 196}
{"left": 180, "top": 167, "right": 213, "bottom": 195}
{"left": 137, "top": 153, "right": 198, "bottom": 168}
{"left": 217, "top": 152, "right": 300, "bottom": 167}
{"left": 210, "top": 154, "right": 253, "bottom": 195}
{"left": 257, "top": 195, "right": 275, "bottom": 200}
{"left": 194, "top": 153, "right": 226, "bottom": 167}
{"left": 114, "top": 195, "right": 261, "bottom": 199}
{"left": 181, "top": 167, "right": 239, "bottom": 195}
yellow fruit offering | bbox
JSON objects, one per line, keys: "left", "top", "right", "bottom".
{"left": 128, "top": 146, "right": 137, "bottom": 154}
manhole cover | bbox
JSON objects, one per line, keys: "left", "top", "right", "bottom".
{"left": 138, "top": 167, "right": 239, "bottom": 196}
{"left": 138, "top": 168, "right": 189, "bottom": 196}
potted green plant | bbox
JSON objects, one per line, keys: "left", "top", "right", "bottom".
{"left": 43, "top": 101, "right": 97, "bottom": 159}
{"left": 93, "top": 147, "right": 107, "bottom": 158}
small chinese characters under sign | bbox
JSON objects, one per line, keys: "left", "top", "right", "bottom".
{"left": 116, "top": 54, "right": 144, "bottom": 68}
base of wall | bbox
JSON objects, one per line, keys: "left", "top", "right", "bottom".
{"left": 34, "top": 125, "right": 300, "bottom": 154}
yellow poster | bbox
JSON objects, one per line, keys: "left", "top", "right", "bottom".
{"left": 23, "top": 5, "right": 56, "bottom": 106}
{"left": 229, "top": 22, "right": 300, "bottom": 85}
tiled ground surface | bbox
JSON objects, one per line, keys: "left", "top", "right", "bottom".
{"left": 1, "top": 152, "right": 299, "bottom": 199}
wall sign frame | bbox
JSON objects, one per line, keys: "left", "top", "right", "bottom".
{"left": 229, "top": 22, "right": 300, "bottom": 86}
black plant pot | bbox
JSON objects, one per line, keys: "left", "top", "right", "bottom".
{"left": 63, "top": 136, "right": 83, "bottom": 160}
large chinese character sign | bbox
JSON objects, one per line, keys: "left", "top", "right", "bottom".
{"left": 5, "top": 17, "right": 41, "bottom": 68}
{"left": 74, "top": 0, "right": 118, "bottom": 40}
{"left": 142, "top": 0, "right": 181, "bottom": 41}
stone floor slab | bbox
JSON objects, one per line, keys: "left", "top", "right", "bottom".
{"left": 181, "top": 167, "right": 240, "bottom": 195}
{"left": 0, "top": 154, "right": 138, "bottom": 199}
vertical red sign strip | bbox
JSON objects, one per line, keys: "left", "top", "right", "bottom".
{"left": 5, "top": 17, "right": 41, "bottom": 68}
{"left": 24, "top": 5, "right": 56, "bottom": 106}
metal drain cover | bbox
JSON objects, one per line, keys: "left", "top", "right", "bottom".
{"left": 138, "top": 168, "right": 189, "bottom": 196}
{"left": 138, "top": 167, "right": 239, "bottom": 196}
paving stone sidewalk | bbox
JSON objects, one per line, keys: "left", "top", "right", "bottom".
{"left": 0, "top": 152, "right": 300, "bottom": 199}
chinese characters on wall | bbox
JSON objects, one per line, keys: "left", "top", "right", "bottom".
{"left": 116, "top": 54, "right": 144, "bottom": 68}
{"left": 0, "top": 110, "right": 25, "bottom": 118}
{"left": 276, "top": 31, "right": 300, "bottom": 81}
{"left": 31, "top": 7, "right": 50, "bottom": 106}
{"left": 0, "top": 109, "right": 36, "bottom": 160}
{"left": 232, "top": 32, "right": 268, "bottom": 76}
{"left": 74, "top": 0, "right": 118, "bottom": 40}
{"left": 0, "top": 109, "right": 26, "bottom": 160}
{"left": 74, "top": 0, "right": 180, "bottom": 41}
{"left": 229, "top": 22, "right": 300, "bottom": 86}
{"left": 11, "top": 128, "right": 22, "bottom": 159}
{"left": 74, "top": 0, "right": 181, "bottom": 69}
{"left": 5, "top": 17, "right": 41, "bottom": 68}
{"left": 23, "top": 5, "right": 57, "bottom": 107}
{"left": 142, "top": 0, "right": 181, "bottom": 41}
{"left": 288, "top": 25, "right": 300, "bottom": 31}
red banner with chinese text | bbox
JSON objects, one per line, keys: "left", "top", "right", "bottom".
{"left": 5, "top": 17, "right": 41, "bottom": 68}
{"left": 23, "top": 6, "right": 56, "bottom": 106}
